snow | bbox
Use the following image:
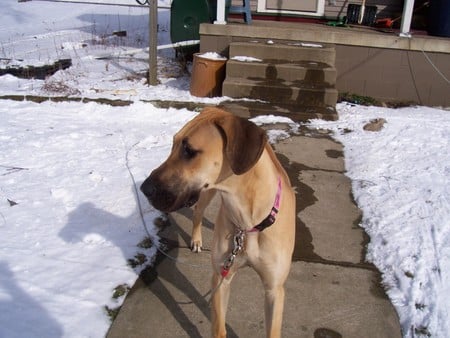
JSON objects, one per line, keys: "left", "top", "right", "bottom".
{"left": 300, "top": 43, "right": 322, "bottom": 48}
{"left": 0, "top": 1, "right": 449, "bottom": 337}
{"left": 309, "top": 103, "right": 450, "bottom": 337}
{"left": 231, "top": 55, "right": 263, "bottom": 62}
{"left": 288, "top": 42, "right": 323, "bottom": 48}
{"left": 197, "top": 52, "right": 227, "bottom": 61}
{"left": 0, "top": 99, "right": 197, "bottom": 337}
{"left": 251, "top": 114, "right": 300, "bottom": 143}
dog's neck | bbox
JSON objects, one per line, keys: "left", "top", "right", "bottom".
{"left": 214, "top": 148, "right": 281, "bottom": 231}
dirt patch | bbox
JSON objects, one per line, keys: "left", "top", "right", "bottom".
{"left": 0, "top": 59, "right": 72, "bottom": 79}
{"left": 363, "top": 118, "right": 387, "bottom": 132}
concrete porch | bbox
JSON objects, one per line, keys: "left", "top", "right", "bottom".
{"left": 200, "top": 20, "right": 450, "bottom": 107}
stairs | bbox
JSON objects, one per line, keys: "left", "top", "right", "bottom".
{"left": 221, "top": 41, "right": 338, "bottom": 121}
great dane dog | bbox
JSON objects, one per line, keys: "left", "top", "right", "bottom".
{"left": 140, "top": 107, "right": 296, "bottom": 338}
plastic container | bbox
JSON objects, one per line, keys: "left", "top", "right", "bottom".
{"left": 346, "top": 4, "right": 377, "bottom": 26}
{"left": 190, "top": 52, "right": 227, "bottom": 97}
{"left": 428, "top": 0, "right": 450, "bottom": 37}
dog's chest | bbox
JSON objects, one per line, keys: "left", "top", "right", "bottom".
{"left": 240, "top": 233, "right": 261, "bottom": 266}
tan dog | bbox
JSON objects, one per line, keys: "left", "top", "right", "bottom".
{"left": 140, "top": 107, "right": 295, "bottom": 338}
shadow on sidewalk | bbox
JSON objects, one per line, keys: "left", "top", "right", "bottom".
{"left": 138, "top": 210, "right": 239, "bottom": 338}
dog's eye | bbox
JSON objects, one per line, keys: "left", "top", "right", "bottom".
{"left": 181, "top": 139, "right": 198, "bottom": 160}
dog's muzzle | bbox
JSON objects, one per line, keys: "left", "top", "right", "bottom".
{"left": 140, "top": 172, "right": 200, "bottom": 213}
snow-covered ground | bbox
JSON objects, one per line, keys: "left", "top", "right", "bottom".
{"left": 309, "top": 104, "right": 450, "bottom": 337}
{"left": 0, "top": 100, "right": 197, "bottom": 337}
{"left": 0, "top": 1, "right": 449, "bottom": 337}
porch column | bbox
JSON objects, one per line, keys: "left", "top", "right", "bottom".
{"left": 214, "top": 0, "right": 227, "bottom": 24}
{"left": 399, "top": 0, "right": 415, "bottom": 37}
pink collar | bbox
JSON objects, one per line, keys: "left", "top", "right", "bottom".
{"left": 248, "top": 176, "right": 282, "bottom": 232}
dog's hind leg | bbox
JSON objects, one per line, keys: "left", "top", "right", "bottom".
{"left": 264, "top": 283, "right": 285, "bottom": 338}
{"left": 255, "top": 255, "right": 290, "bottom": 338}
{"left": 256, "top": 252, "right": 292, "bottom": 338}
{"left": 191, "top": 189, "right": 216, "bottom": 252}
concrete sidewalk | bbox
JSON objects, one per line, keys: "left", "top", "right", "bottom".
{"left": 107, "top": 117, "right": 402, "bottom": 337}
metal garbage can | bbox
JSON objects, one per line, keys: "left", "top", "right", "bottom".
{"left": 190, "top": 52, "right": 227, "bottom": 97}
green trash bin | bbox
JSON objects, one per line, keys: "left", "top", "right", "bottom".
{"left": 170, "top": 0, "right": 232, "bottom": 57}
{"left": 170, "top": 0, "right": 211, "bottom": 57}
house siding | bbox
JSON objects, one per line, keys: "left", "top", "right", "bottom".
{"left": 335, "top": 45, "right": 449, "bottom": 106}
{"left": 324, "top": 0, "right": 403, "bottom": 20}
{"left": 231, "top": 0, "right": 258, "bottom": 12}
{"left": 231, "top": 0, "right": 404, "bottom": 20}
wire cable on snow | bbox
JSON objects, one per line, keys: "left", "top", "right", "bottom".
{"left": 123, "top": 139, "right": 210, "bottom": 270}
{"left": 122, "top": 138, "right": 234, "bottom": 304}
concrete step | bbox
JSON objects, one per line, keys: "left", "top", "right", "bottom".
{"left": 219, "top": 101, "right": 338, "bottom": 121}
{"left": 226, "top": 59, "right": 337, "bottom": 85}
{"left": 222, "top": 77, "right": 339, "bottom": 107}
{"left": 229, "top": 41, "right": 336, "bottom": 64}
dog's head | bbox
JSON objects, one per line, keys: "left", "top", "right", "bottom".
{"left": 140, "top": 107, "right": 267, "bottom": 212}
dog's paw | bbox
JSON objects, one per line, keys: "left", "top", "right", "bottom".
{"left": 190, "top": 240, "right": 202, "bottom": 253}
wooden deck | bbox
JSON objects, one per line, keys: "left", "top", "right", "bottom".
{"left": 201, "top": 19, "right": 450, "bottom": 53}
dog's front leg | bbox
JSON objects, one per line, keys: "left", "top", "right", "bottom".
{"left": 211, "top": 272, "right": 233, "bottom": 338}
{"left": 191, "top": 189, "right": 216, "bottom": 252}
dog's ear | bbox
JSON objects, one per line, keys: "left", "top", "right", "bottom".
{"left": 215, "top": 115, "right": 267, "bottom": 175}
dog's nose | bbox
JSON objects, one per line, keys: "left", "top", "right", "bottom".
{"left": 140, "top": 178, "right": 156, "bottom": 200}
{"left": 140, "top": 175, "right": 178, "bottom": 212}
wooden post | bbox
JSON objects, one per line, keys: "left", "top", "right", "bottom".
{"left": 148, "top": 0, "right": 158, "bottom": 85}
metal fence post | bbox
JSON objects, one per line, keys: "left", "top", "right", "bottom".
{"left": 148, "top": 0, "right": 158, "bottom": 85}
